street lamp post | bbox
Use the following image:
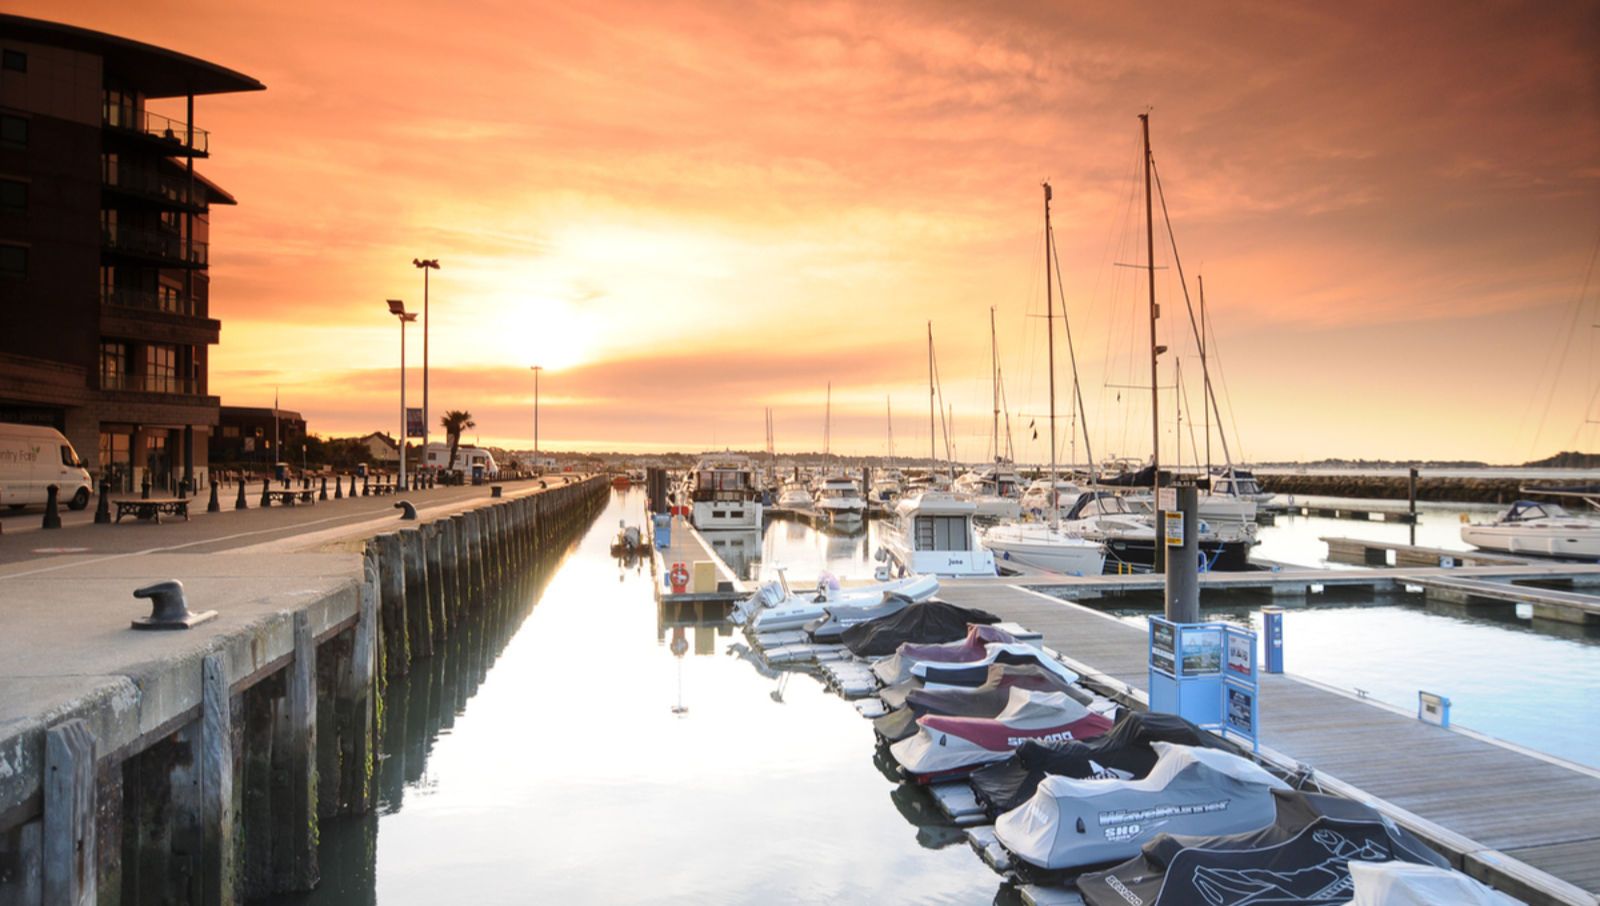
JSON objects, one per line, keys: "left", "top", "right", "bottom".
{"left": 530, "top": 365, "right": 542, "bottom": 472}
{"left": 413, "top": 259, "right": 439, "bottom": 466}
{"left": 387, "top": 299, "right": 417, "bottom": 487}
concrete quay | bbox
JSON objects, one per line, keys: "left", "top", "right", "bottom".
{"left": 0, "top": 475, "right": 609, "bottom": 905}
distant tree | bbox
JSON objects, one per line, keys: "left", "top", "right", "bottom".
{"left": 440, "top": 410, "right": 476, "bottom": 472}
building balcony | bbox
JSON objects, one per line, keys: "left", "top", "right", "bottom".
{"left": 102, "top": 225, "right": 208, "bottom": 268}
{"left": 101, "top": 287, "right": 202, "bottom": 318}
{"left": 100, "top": 372, "right": 207, "bottom": 397}
{"left": 103, "top": 109, "right": 209, "bottom": 156}
{"left": 102, "top": 167, "right": 204, "bottom": 212}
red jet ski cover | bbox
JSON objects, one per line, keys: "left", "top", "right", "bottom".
{"left": 891, "top": 688, "right": 1114, "bottom": 782}
{"left": 871, "top": 623, "right": 1018, "bottom": 685}
{"left": 1076, "top": 789, "right": 1450, "bottom": 906}
{"left": 877, "top": 661, "right": 1082, "bottom": 710}
{"left": 841, "top": 602, "right": 1001, "bottom": 657}
{"left": 872, "top": 663, "right": 1091, "bottom": 743}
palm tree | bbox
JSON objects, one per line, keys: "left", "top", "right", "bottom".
{"left": 439, "top": 410, "right": 475, "bottom": 473}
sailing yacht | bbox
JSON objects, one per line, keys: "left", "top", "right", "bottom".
{"left": 976, "top": 182, "right": 1106, "bottom": 577}
{"left": 1020, "top": 476, "right": 1085, "bottom": 519}
{"left": 951, "top": 463, "right": 1024, "bottom": 520}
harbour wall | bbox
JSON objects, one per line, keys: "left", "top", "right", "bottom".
{"left": 1260, "top": 473, "right": 1528, "bottom": 504}
{"left": 0, "top": 476, "right": 608, "bottom": 905}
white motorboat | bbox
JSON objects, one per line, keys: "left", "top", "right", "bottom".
{"left": 687, "top": 454, "right": 763, "bottom": 530}
{"left": 1460, "top": 499, "right": 1600, "bottom": 560}
{"left": 1209, "top": 466, "right": 1274, "bottom": 504}
{"left": 1019, "top": 478, "right": 1082, "bottom": 520}
{"left": 870, "top": 468, "right": 904, "bottom": 503}
{"left": 1061, "top": 491, "right": 1256, "bottom": 572}
{"left": 881, "top": 491, "right": 998, "bottom": 577}
{"left": 812, "top": 472, "right": 867, "bottom": 521}
{"left": 952, "top": 464, "right": 1023, "bottom": 520}
{"left": 775, "top": 481, "right": 811, "bottom": 508}
{"left": 981, "top": 523, "right": 1105, "bottom": 576}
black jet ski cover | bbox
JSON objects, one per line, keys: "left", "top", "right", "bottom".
{"left": 1076, "top": 789, "right": 1450, "bottom": 906}
{"left": 841, "top": 601, "right": 1001, "bottom": 656}
{"left": 872, "top": 663, "right": 1090, "bottom": 742}
{"left": 971, "top": 711, "right": 1220, "bottom": 817}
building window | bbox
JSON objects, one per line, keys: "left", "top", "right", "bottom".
{"left": 99, "top": 342, "right": 129, "bottom": 390}
{"left": 99, "top": 266, "right": 115, "bottom": 303}
{"left": 146, "top": 344, "right": 178, "bottom": 393}
{"left": 0, "top": 244, "right": 25, "bottom": 276}
{"left": 102, "top": 89, "right": 135, "bottom": 129}
{"left": 2, "top": 50, "right": 25, "bottom": 72}
{"left": 0, "top": 179, "right": 23, "bottom": 214}
{"left": 0, "top": 115, "right": 26, "bottom": 148}
{"left": 158, "top": 284, "right": 181, "bottom": 313}
{"left": 100, "top": 152, "right": 119, "bottom": 187}
{"left": 221, "top": 426, "right": 240, "bottom": 438}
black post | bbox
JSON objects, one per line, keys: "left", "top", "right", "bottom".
{"left": 94, "top": 479, "right": 111, "bottom": 525}
{"left": 1164, "top": 482, "right": 1200, "bottom": 623}
{"left": 42, "top": 485, "right": 61, "bottom": 529}
{"left": 261, "top": 478, "right": 272, "bottom": 507}
{"left": 236, "top": 477, "right": 248, "bottom": 509}
{"left": 363, "top": 474, "right": 370, "bottom": 497}
{"left": 141, "top": 473, "right": 152, "bottom": 500}
{"left": 335, "top": 475, "right": 344, "bottom": 499}
{"left": 320, "top": 476, "right": 329, "bottom": 501}
{"left": 1408, "top": 466, "right": 1419, "bottom": 546}
{"left": 207, "top": 478, "right": 221, "bottom": 513}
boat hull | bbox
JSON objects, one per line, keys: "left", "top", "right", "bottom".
{"left": 690, "top": 499, "right": 763, "bottom": 531}
{"left": 982, "top": 528, "right": 1106, "bottom": 577}
{"left": 1096, "top": 536, "right": 1254, "bottom": 573}
{"left": 1460, "top": 524, "right": 1600, "bottom": 560}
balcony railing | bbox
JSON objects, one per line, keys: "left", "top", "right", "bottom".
{"left": 102, "top": 225, "right": 208, "bottom": 267}
{"left": 101, "top": 287, "right": 202, "bottom": 318}
{"left": 103, "top": 109, "right": 209, "bottom": 155}
{"left": 100, "top": 372, "right": 202, "bottom": 396}
{"left": 104, "top": 167, "right": 199, "bottom": 208}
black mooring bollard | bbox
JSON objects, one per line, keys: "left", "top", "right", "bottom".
{"left": 141, "top": 473, "right": 151, "bottom": 500}
{"left": 320, "top": 476, "right": 329, "bottom": 500}
{"left": 42, "top": 484, "right": 62, "bottom": 529}
{"left": 335, "top": 475, "right": 344, "bottom": 499}
{"left": 95, "top": 479, "right": 112, "bottom": 524}
{"left": 207, "top": 478, "right": 221, "bottom": 513}
{"left": 363, "top": 475, "right": 370, "bottom": 496}
{"left": 235, "top": 478, "right": 248, "bottom": 509}
{"left": 260, "top": 478, "right": 272, "bottom": 507}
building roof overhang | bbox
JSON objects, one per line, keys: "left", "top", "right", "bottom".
{"left": 1, "top": 15, "right": 265, "bottom": 98}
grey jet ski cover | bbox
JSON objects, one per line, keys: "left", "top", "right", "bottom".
{"left": 997, "top": 742, "right": 1288, "bottom": 871}
{"left": 841, "top": 602, "right": 1002, "bottom": 656}
{"left": 970, "top": 711, "right": 1221, "bottom": 816}
{"left": 873, "top": 663, "right": 1091, "bottom": 742}
{"left": 804, "top": 595, "right": 913, "bottom": 642}
{"left": 1076, "top": 789, "right": 1451, "bottom": 906}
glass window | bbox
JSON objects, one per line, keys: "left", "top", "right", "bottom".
{"left": 2, "top": 50, "right": 25, "bottom": 72}
{"left": 0, "top": 179, "right": 24, "bottom": 214}
{"left": 100, "top": 152, "right": 119, "bottom": 187}
{"left": 99, "top": 341, "right": 128, "bottom": 389}
{"left": 158, "top": 284, "right": 181, "bottom": 312}
{"left": 0, "top": 115, "right": 25, "bottom": 147}
{"left": 0, "top": 244, "right": 24, "bottom": 276}
{"left": 146, "top": 344, "right": 177, "bottom": 393}
{"left": 102, "top": 89, "right": 135, "bottom": 129}
{"left": 221, "top": 426, "right": 240, "bottom": 438}
{"left": 99, "top": 266, "right": 115, "bottom": 302}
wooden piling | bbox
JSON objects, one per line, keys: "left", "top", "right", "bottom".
{"left": 374, "top": 534, "right": 409, "bottom": 677}
{"left": 424, "top": 523, "right": 447, "bottom": 642}
{"left": 0, "top": 819, "right": 43, "bottom": 905}
{"left": 201, "top": 654, "right": 234, "bottom": 906}
{"left": 43, "top": 719, "right": 95, "bottom": 906}
{"left": 449, "top": 514, "right": 469, "bottom": 608}
{"left": 400, "top": 530, "right": 433, "bottom": 660}
{"left": 269, "top": 612, "right": 318, "bottom": 891}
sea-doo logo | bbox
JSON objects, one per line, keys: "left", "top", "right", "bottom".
{"left": 1103, "top": 875, "right": 1142, "bottom": 906}
{"left": 1099, "top": 798, "right": 1230, "bottom": 826}
{"left": 1007, "top": 731, "right": 1073, "bottom": 746}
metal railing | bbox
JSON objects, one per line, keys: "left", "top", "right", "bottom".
{"left": 104, "top": 167, "right": 197, "bottom": 208}
{"left": 103, "top": 109, "right": 209, "bottom": 154}
{"left": 99, "top": 372, "right": 201, "bottom": 396}
{"left": 100, "top": 287, "right": 202, "bottom": 318}
{"left": 101, "top": 225, "right": 208, "bottom": 266}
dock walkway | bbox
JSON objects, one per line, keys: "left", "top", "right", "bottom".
{"left": 937, "top": 581, "right": 1600, "bottom": 903}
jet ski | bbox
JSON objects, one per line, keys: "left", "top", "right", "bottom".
{"left": 890, "top": 688, "right": 1114, "bottom": 783}
{"left": 871, "top": 623, "right": 1018, "bottom": 685}
{"left": 1340, "top": 859, "right": 1524, "bottom": 906}
{"left": 744, "top": 572, "right": 939, "bottom": 631}
{"left": 873, "top": 663, "right": 1094, "bottom": 743}
{"left": 803, "top": 595, "right": 913, "bottom": 642}
{"left": 1076, "top": 789, "right": 1452, "bottom": 906}
{"left": 911, "top": 643, "right": 1080, "bottom": 688}
{"left": 877, "top": 661, "right": 1081, "bottom": 710}
{"left": 971, "top": 711, "right": 1225, "bottom": 817}
{"left": 996, "top": 742, "right": 1288, "bottom": 874}
{"left": 841, "top": 602, "right": 1002, "bottom": 657}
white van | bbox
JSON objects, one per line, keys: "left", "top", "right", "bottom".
{"left": 0, "top": 423, "right": 94, "bottom": 510}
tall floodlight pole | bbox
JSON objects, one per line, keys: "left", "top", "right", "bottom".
{"left": 412, "top": 258, "right": 439, "bottom": 462}
{"left": 530, "top": 365, "right": 543, "bottom": 470}
{"left": 387, "top": 299, "right": 416, "bottom": 487}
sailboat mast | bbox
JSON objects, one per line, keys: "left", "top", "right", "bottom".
{"left": 1200, "top": 275, "right": 1211, "bottom": 479}
{"left": 1044, "top": 182, "right": 1059, "bottom": 529}
{"left": 991, "top": 306, "right": 1000, "bottom": 464}
{"left": 1141, "top": 113, "right": 1162, "bottom": 512}
{"left": 824, "top": 382, "right": 831, "bottom": 464}
{"left": 927, "top": 322, "right": 937, "bottom": 475}
{"left": 886, "top": 396, "right": 895, "bottom": 466}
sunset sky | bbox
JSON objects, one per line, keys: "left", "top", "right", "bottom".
{"left": 26, "top": 0, "right": 1600, "bottom": 462}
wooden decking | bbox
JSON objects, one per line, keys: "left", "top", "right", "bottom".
{"left": 936, "top": 582, "right": 1600, "bottom": 902}
{"left": 650, "top": 513, "right": 748, "bottom": 603}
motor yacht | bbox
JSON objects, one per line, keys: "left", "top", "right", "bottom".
{"left": 881, "top": 491, "right": 998, "bottom": 577}
{"left": 687, "top": 454, "right": 763, "bottom": 530}
{"left": 812, "top": 472, "right": 867, "bottom": 522}
{"left": 1460, "top": 499, "right": 1600, "bottom": 559}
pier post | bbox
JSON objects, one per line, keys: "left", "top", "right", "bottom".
{"left": 375, "top": 534, "right": 410, "bottom": 677}
{"left": 259, "top": 479, "right": 270, "bottom": 508}
{"left": 208, "top": 479, "right": 221, "bottom": 514}
{"left": 269, "top": 612, "right": 319, "bottom": 892}
{"left": 1164, "top": 482, "right": 1201, "bottom": 623}
{"left": 345, "top": 550, "right": 380, "bottom": 814}
{"left": 425, "top": 522, "right": 447, "bottom": 641}
{"left": 200, "top": 653, "right": 235, "bottom": 905}
{"left": 1408, "top": 466, "right": 1419, "bottom": 546}
{"left": 467, "top": 510, "right": 487, "bottom": 596}
{"left": 0, "top": 820, "right": 43, "bottom": 905}
{"left": 400, "top": 529, "right": 434, "bottom": 661}
{"left": 43, "top": 719, "right": 95, "bottom": 906}
{"left": 449, "top": 514, "right": 469, "bottom": 606}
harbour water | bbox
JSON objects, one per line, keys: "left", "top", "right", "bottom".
{"left": 276, "top": 489, "right": 1009, "bottom": 905}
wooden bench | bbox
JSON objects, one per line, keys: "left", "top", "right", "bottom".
{"left": 264, "top": 488, "right": 318, "bottom": 506}
{"left": 113, "top": 497, "right": 190, "bottom": 523}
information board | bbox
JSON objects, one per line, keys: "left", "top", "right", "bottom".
{"left": 406, "top": 407, "right": 425, "bottom": 438}
{"left": 1164, "top": 511, "right": 1184, "bottom": 546}
{"left": 1149, "top": 617, "right": 1260, "bottom": 752}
